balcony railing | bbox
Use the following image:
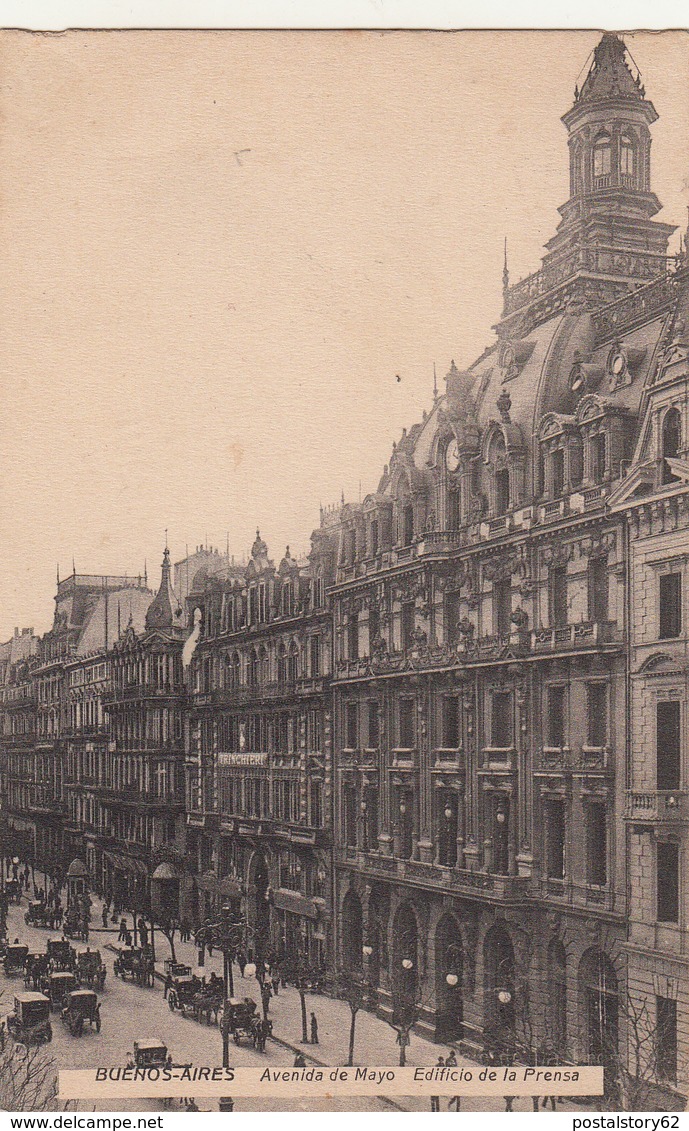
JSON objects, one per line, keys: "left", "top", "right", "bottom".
{"left": 624, "top": 790, "right": 688, "bottom": 823}
{"left": 338, "top": 849, "right": 530, "bottom": 900}
{"left": 103, "top": 683, "right": 186, "bottom": 702}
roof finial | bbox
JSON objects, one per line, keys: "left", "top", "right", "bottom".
{"left": 57, "top": 563, "right": 60, "bottom": 586}
{"left": 164, "top": 528, "right": 168, "bottom": 551}
{"left": 502, "top": 236, "right": 509, "bottom": 295}
{"left": 72, "top": 556, "right": 76, "bottom": 577}
{"left": 433, "top": 361, "right": 438, "bottom": 402}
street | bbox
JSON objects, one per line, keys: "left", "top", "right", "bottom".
{"left": 1, "top": 884, "right": 581, "bottom": 1113}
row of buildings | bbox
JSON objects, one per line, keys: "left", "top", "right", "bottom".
{"left": 1, "top": 33, "right": 687, "bottom": 1104}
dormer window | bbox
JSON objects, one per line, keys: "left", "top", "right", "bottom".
{"left": 282, "top": 581, "right": 293, "bottom": 617}
{"left": 495, "top": 469, "right": 510, "bottom": 516}
{"left": 592, "top": 433, "right": 607, "bottom": 484}
{"left": 345, "top": 528, "right": 357, "bottom": 563}
{"left": 402, "top": 503, "right": 414, "bottom": 546}
{"left": 369, "top": 519, "right": 379, "bottom": 556}
{"left": 661, "top": 407, "right": 681, "bottom": 485}
{"left": 552, "top": 449, "right": 565, "bottom": 498}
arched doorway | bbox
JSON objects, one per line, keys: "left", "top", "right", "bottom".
{"left": 247, "top": 850, "right": 271, "bottom": 961}
{"left": 435, "top": 915, "right": 463, "bottom": 1042}
{"left": 580, "top": 949, "right": 618, "bottom": 1066}
{"left": 483, "top": 923, "right": 516, "bottom": 1058}
{"left": 392, "top": 904, "right": 419, "bottom": 1025}
{"left": 547, "top": 938, "right": 568, "bottom": 1059}
{"left": 341, "top": 890, "right": 363, "bottom": 972}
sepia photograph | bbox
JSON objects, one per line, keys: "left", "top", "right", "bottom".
{"left": 0, "top": 21, "right": 688, "bottom": 1117}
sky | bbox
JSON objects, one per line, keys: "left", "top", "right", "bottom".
{"left": 0, "top": 29, "right": 687, "bottom": 640}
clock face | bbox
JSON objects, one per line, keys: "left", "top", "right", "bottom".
{"left": 445, "top": 439, "right": 460, "bottom": 472}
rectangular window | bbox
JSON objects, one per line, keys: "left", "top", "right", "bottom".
{"left": 657, "top": 842, "right": 679, "bottom": 923}
{"left": 369, "top": 520, "right": 379, "bottom": 557}
{"left": 309, "top": 635, "right": 321, "bottom": 677}
{"left": 492, "top": 691, "right": 513, "bottom": 747}
{"left": 657, "top": 700, "right": 681, "bottom": 791}
{"left": 345, "top": 702, "right": 359, "bottom": 751}
{"left": 445, "top": 591, "right": 461, "bottom": 645}
{"left": 659, "top": 573, "right": 682, "bottom": 639}
{"left": 494, "top": 578, "right": 512, "bottom": 638}
{"left": 399, "top": 697, "right": 416, "bottom": 749}
{"left": 347, "top": 613, "right": 359, "bottom": 660}
{"left": 442, "top": 696, "right": 460, "bottom": 749}
{"left": 586, "top": 683, "right": 608, "bottom": 747}
{"left": 310, "top": 781, "right": 323, "bottom": 829}
{"left": 401, "top": 602, "right": 415, "bottom": 650}
{"left": 368, "top": 604, "right": 380, "bottom": 649}
{"left": 546, "top": 800, "right": 566, "bottom": 879}
{"left": 549, "top": 566, "right": 568, "bottom": 627}
{"left": 448, "top": 489, "right": 461, "bottom": 530}
{"left": 589, "top": 556, "right": 609, "bottom": 623}
{"left": 548, "top": 685, "right": 566, "bottom": 747}
{"left": 586, "top": 803, "right": 607, "bottom": 885}
{"left": 344, "top": 785, "right": 357, "bottom": 848}
{"left": 656, "top": 997, "right": 678, "bottom": 1083}
{"left": 367, "top": 700, "right": 380, "bottom": 749}
{"left": 365, "top": 788, "right": 379, "bottom": 849}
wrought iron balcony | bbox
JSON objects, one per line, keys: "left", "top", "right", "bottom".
{"left": 337, "top": 848, "right": 531, "bottom": 902}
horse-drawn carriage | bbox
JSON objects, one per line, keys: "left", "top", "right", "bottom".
{"left": 75, "top": 947, "right": 106, "bottom": 991}
{"left": 163, "top": 959, "right": 192, "bottom": 978}
{"left": 113, "top": 945, "right": 153, "bottom": 986}
{"left": 46, "top": 939, "right": 76, "bottom": 972}
{"left": 4, "top": 943, "right": 29, "bottom": 976}
{"left": 42, "top": 970, "right": 78, "bottom": 1011}
{"left": 23, "top": 952, "right": 49, "bottom": 990}
{"left": 5, "top": 878, "right": 22, "bottom": 904}
{"left": 63, "top": 909, "right": 88, "bottom": 941}
{"left": 223, "top": 997, "right": 262, "bottom": 1046}
{"left": 128, "top": 1039, "right": 170, "bottom": 1070}
{"left": 167, "top": 974, "right": 201, "bottom": 1016}
{"left": 61, "top": 989, "right": 101, "bottom": 1037}
{"left": 192, "top": 979, "right": 224, "bottom": 1026}
{"left": 6, "top": 993, "right": 52, "bottom": 1045}
{"left": 24, "top": 901, "right": 52, "bottom": 928}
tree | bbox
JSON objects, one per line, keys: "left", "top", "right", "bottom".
{"left": 0, "top": 1042, "right": 58, "bottom": 1111}
{"left": 153, "top": 915, "right": 178, "bottom": 963}
{"left": 338, "top": 972, "right": 367, "bottom": 1067}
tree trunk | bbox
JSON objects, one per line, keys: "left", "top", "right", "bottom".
{"left": 348, "top": 1008, "right": 357, "bottom": 1067}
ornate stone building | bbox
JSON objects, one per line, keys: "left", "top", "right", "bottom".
{"left": 329, "top": 33, "right": 687, "bottom": 1100}
{"left": 184, "top": 527, "right": 337, "bottom": 969}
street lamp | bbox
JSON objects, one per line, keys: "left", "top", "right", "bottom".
{"left": 194, "top": 905, "right": 246, "bottom": 1069}
{"left": 445, "top": 972, "right": 459, "bottom": 987}
{"left": 401, "top": 958, "right": 413, "bottom": 971}
{"left": 362, "top": 944, "right": 373, "bottom": 958}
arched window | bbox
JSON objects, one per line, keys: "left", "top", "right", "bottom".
{"left": 620, "top": 133, "right": 635, "bottom": 180}
{"left": 662, "top": 407, "right": 681, "bottom": 484}
{"left": 402, "top": 503, "right": 414, "bottom": 545}
{"left": 248, "top": 649, "right": 259, "bottom": 689}
{"left": 593, "top": 134, "right": 612, "bottom": 181}
{"left": 288, "top": 642, "right": 299, "bottom": 683}
{"left": 282, "top": 581, "right": 293, "bottom": 617}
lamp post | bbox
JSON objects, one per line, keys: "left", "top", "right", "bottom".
{"left": 194, "top": 905, "right": 246, "bottom": 1069}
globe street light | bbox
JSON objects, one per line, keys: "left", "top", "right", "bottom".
{"left": 194, "top": 905, "right": 246, "bottom": 1069}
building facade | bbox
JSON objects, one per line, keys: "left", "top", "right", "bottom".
{"left": 0, "top": 30, "right": 686, "bottom": 1107}
{"left": 184, "top": 528, "right": 337, "bottom": 970}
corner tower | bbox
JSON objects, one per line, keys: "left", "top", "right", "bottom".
{"left": 501, "top": 33, "right": 676, "bottom": 336}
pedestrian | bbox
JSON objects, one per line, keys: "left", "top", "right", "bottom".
{"left": 118, "top": 917, "right": 127, "bottom": 942}
{"left": 261, "top": 982, "right": 271, "bottom": 1021}
{"left": 164, "top": 973, "right": 173, "bottom": 999}
{"left": 124, "top": 928, "right": 132, "bottom": 947}
{"left": 293, "top": 1053, "right": 306, "bottom": 1068}
{"left": 446, "top": 1049, "right": 457, "bottom": 1066}
{"left": 431, "top": 1056, "right": 444, "bottom": 1112}
{"left": 0, "top": 1019, "right": 5, "bottom": 1051}
{"left": 101, "top": 905, "right": 108, "bottom": 929}
{"left": 542, "top": 1096, "right": 557, "bottom": 1111}
{"left": 271, "top": 966, "right": 280, "bottom": 996}
{"left": 237, "top": 949, "right": 247, "bottom": 978}
{"left": 138, "top": 919, "right": 148, "bottom": 948}
{"left": 310, "top": 1012, "right": 319, "bottom": 1045}
{"left": 504, "top": 1096, "right": 514, "bottom": 1111}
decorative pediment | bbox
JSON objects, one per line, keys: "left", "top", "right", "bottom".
{"left": 609, "top": 457, "right": 689, "bottom": 508}
{"left": 637, "top": 651, "right": 687, "bottom": 675}
{"left": 538, "top": 412, "right": 577, "bottom": 441}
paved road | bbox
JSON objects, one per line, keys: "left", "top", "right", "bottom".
{"left": 2, "top": 887, "right": 584, "bottom": 1113}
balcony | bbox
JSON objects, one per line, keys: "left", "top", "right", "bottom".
{"left": 624, "top": 790, "right": 688, "bottom": 824}
{"left": 338, "top": 849, "right": 531, "bottom": 902}
{"left": 531, "top": 620, "right": 621, "bottom": 653}
{"left": 103, "top": 683, "right": 186, "bottom": 703}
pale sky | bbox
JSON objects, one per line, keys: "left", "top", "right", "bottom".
{"left": 0, "top": 30, "right": 687, "bottom": 640}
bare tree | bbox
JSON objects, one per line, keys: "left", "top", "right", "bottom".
{"left": 0, "top": 1043, "right": 58, "bottom": 1111}
{"left": 338, "top": 972, "right": 368, "bottom": 1066}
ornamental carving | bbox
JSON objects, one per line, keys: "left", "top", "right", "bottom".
{"left": 483, "top": 554, "right": 519, "bottom": 582}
